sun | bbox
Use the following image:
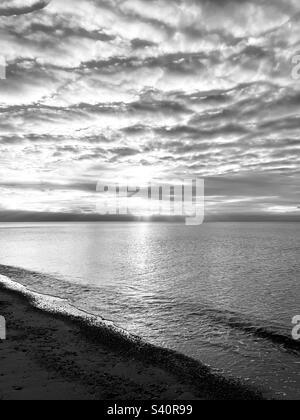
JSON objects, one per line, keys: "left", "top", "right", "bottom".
{"left": 120, "top": 166, "right": 159, "bottom": 188}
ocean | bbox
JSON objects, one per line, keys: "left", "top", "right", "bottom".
{"left": 0, "top": 222, "right": 299, "bottom": 399}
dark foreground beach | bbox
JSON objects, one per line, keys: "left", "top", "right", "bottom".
{"left": 0, "top": 283, "right": 263, "bottom": 400}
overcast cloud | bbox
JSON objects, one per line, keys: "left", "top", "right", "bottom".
{"left": 0, "top": 0, "right": 299, "bottom": 220}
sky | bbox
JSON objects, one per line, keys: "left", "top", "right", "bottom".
{"left": 0, "top": 0, "right": 299, "bottom": 221}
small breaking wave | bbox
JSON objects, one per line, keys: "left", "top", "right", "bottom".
{"left": 0, "top": 271, "right": 263, "bottom": 400}
{"left": 188, "top": 308, "right": 300, "bottom": 354}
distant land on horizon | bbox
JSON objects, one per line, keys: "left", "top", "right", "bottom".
{"left": 0, "top": 211, "right": 299, "bottom": 223}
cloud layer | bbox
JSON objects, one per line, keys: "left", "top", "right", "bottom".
{"left": 0, "top": 0, "right": 50, "bottom": 16}
{"left": 0, "top": 0, "right": 299, "bottom": 220}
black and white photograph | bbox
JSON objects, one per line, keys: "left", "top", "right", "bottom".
{"left": 0, "top": 0, "right": 299, "bottom": 405}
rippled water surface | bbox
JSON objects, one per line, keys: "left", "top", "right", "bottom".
{"left": 0, "top": 222, "right": 299, "bottom": 399}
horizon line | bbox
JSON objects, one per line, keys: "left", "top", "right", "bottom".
{"left": 0, "top": 210, "right": 299, "bottom": 223}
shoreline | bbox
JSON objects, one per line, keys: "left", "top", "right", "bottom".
{"left": 0, "top": 277, "right": 263, "bottom": 400}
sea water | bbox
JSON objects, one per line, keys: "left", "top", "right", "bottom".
{"left": 0, "top": 222, "right": 299, "bottom": 399}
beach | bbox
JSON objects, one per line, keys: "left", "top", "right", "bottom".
{"left": 0, "top": 281, "right": 262, "bottom": 400}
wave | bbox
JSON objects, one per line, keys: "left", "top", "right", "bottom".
{"left": 1, "top": 263, "right": 298, "bottom": 357}
{"left": 189, "top": 307, "right": 300, "bottom": 354}
{"left": 0, "top": 263, "right": 298, "bottom": 356}
{"left": 0, "top": 269, "right": 263, "bottom": 400}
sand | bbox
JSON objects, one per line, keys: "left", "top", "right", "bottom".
{"left": 0, "top": 285, "right": 263, "bottom": 400}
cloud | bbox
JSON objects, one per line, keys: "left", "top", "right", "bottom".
{"left": 0, "top": 0, "right": 300, "bottom": 220}
{"left": 0, "top": 0, "right": 51, "bottom": 16}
